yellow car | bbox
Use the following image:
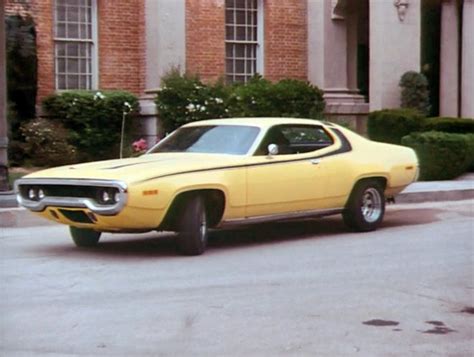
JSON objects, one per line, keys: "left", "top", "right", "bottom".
{"left": 16, "top": 118, "right": 418, "bottom": 255}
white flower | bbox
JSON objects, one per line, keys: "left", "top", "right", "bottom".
{"left": 94, "top": 91, "right": 105, "bottom": 100}
{"left": 186, "top": 103, "right": 196, "bottom": 112}
{"left": 200, "top": 106, "right": 206, "bottom": 112}
{"left": 124, "top": 101, "right": 132, "bottom": 109}
{"left": 214, "top": 98, "right": 223, "bottom": 104}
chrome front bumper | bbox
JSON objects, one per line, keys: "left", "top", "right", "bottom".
{"left": 15, "top": 178, "right": 128, "bottom": 216}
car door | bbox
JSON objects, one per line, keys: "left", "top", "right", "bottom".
{"left": 245, "top": 124, "right": 336, "bottom": 218}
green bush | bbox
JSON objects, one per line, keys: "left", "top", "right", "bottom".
{"left": 42, "top": 90, "right": 139, "bottom": 161}
{"left": 401, "top": 131, "right": 471, "bottom": 180}
{"left": 228, "top": 77, "right": 325, "bottom": 119}
{"left": 423, "top": 117, "right": 474, "bottom": 134}
{"left": 367, "top": 108, "right": 425, "bottom": 144}
{"left": 155, "top": 71, "right": 325, "bottom": 133}
{"left": 156, "top": 70, "right": 230, "bottom": 133}
{"left": 21, "top": 118, "right": 77, "bottom": 167}
{"left": 399, "top": 71, "right": 431, "bottom": 116}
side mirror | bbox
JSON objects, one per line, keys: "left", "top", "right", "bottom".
{"left": 268, "top": 144, "right": 279, "bottom": 156}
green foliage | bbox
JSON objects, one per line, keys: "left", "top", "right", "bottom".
{"left": 399, "top": 71, "right": 431, "bottom": 116}
{"left": 156, "top": 70, "right": 230, "bottom": 133}
{"left": 228, "top": 77, "right": 325, "bottom": 119}
{"left": 401, "top": 131, "right": 472, "bottom": 180}
{"left": 423, "top": 117, "right": 474, "bottom": 134}
{"left": 21, "top": 118, "right": 78, "bottom": 167}
{"left": 42, "top": 91, "right": 139, "bottom": 161}
{"left": 155, "top": 71, "right": 326, "bottom": 133}
{"left": 367, "top": 108, "right": 425, "bottom": 144}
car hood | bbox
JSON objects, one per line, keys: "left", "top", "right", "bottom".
{"left": 24, "top": 153, "right": 249, "bottom": 184}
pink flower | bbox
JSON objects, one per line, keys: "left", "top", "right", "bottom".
{"left": 132, "top": 138, "right": 148, "bottom": 152}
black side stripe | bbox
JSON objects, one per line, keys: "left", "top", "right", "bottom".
{"left": 136, "top": 128, "right": 352, "bottom": 184}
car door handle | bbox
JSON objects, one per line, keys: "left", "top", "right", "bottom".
{"left": 310, "top": 159, "right": 321, "bottom": 165}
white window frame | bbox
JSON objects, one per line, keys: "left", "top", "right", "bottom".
{"left": 225, "top": 0, "right": 264, "bottom": 83}
{"left": 54, "top": 0, "right": 98, "bottom": 90}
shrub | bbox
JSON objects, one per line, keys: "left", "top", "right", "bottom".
{"left": 367, "top": 108, "right": 425, "bottom": 144}
{"left": 399, "top": 71, "right": 431, "bottom": 116}
{"left": 401, "top": 131, "right": 471, "bottom": 180}
{"left": 423, "top": 117, "right": 474, "bottom": 134}
{"left": 228, "top": 77, "right": 325, "bottom": 119}
{"left": 21, "top": 118, "right": 77, "bottom": 167}
{"left": 155, "top": 71, "right": 326, "bottom": 133}
{"left": 156, "top": 70, "right": 230, "bottom": 133}
{"left": 42, "top": 90, "right": 139, "bottom": 161}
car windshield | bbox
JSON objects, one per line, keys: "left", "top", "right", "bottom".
{"left": 148, "top": 125, "right": 260, "bottom": 155}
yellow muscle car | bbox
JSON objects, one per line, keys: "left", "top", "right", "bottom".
{"left": 16, "top": 118, "right": 418, "bottom": 255}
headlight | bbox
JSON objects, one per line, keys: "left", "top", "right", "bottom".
{"left": 28, "top": 188, "right": 37, "bottom": 200}
{"left": 38, "top": 189, "right": 45, "bottom": 200}
{"left": 97, "top": 188, "right": 119, "bottom": 205}
{"left": 102, "top": 190, "right": 111, "bottom": 203}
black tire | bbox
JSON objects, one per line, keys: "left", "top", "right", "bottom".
{"left": 70, "top": 226, "right": 101, "bottom": 247}
{"left": 176, "top": 195, "right": 208, "bottom": 256}
{"left": 343, "top": 180, "right": 385, "bottom": 232}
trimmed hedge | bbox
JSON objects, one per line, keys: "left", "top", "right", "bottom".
{"left": 155, "top": 71, "right": 325, "bottom": 133}
{"left": 367, "top": 108, "right": 425, "bottom": 144}
{"left": 399, "top": 71, "right": 431, "bottom": 116}
{"left": 42, "top": 90, "right": 139, "bottom": 161}
{"left": 423, "top": 117, "right": 474, "bottom": 134}
{"left": 401, "top": 131, "right": 473, "bottom": 180}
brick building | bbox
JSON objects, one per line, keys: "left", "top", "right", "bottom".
{"left": 4, "top": 0, "right": 474, "bottom": 136}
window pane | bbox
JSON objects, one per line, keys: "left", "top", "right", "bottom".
{"left": 67, "top": 43, "right": 79, "bottom": 56}
{"left": 57, "top": 6, "right": 66, "bottom": 21}
{"left": 68, "top": 75, "right": 79, "bottom": 88}
{"left": 226, "top": 26, "right": 234, "bottom": 41}
{"left": 225, "top": 10, "right": 234, "bottom": 24}
{"left": 226, "top": 45, "right": 234, "bottom": 58}
{"left": 67, "top": 6, "right": 79, "bottom": 21}
{"left": 235, "top": 44, "right": 245, "bottom": 58}
{"left": 57, "top": 23, "right": 66, "bottom": 38}
{"left": 235, "top": 10, "right": 245, "bottom": 24}
{"left": 58, "top": 75, "right": 67, "bottom": 89}
{"left": 67, "top": 23, "right": 79, "bottom": 38}
{"left": 79, "top": 76, "right": 88, "bottom": 89}
{"left": 56, "top": 43, "right": 66, "bottom": 56}
{"left": 235, "top": 0, "right": 246, "bottom": 8}
{"left": 67, "top": 59, "right": 79, "bottom": 73}
{"left": 226, "top": 59, "right": 234, "bottom": 73}
{"left": 58, "top": 58, "right": 66, "bottom": 73}
{"left": 236, "top": 26, "right": 246, "bottom": 40}
{"left": 235, "top": 60, "right": 245, "bottom": 73}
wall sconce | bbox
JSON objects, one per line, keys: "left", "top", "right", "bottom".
{"left": 394, "top": 0, "right": 409, "bottom": 21}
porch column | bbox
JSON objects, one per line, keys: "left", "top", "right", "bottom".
{"left": 369, "top": 0, "right": 421, "bottom": 110}
{"left": 0, "top": 4, "right": 8, "bottom": 191}
{"left": 439, "top": 0, "right": 460, "bottom": 117}
{"left": 461, "top": 0, "right": 474, "bottom": 118}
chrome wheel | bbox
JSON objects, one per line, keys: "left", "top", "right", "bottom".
{"left": 360, "top": 187, "right": 382, "bottom": 223}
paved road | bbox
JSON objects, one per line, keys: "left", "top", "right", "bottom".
{"left": 1, "top": 200, "right": 473, "bottom": 356}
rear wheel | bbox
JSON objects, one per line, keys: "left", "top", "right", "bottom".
{"left": 70, "top": 226, "right": 101, "bottom": 247}
{"left": 343, "top": 180, "right": 385, "bottom": 232}
{"left": 176, "top": 195, "right": 208, "bottom": 256}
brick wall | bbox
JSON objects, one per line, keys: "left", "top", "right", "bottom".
{"left": 185, "top": 0, "right": 226, "bottom": 83}
{"left": 185, "top": 0, "right": 307, "bottom": 83}
{"left": 264, "top": 0, "right": 307, "bottom": 81}
{"left": 97, "top": 0, "right": 145, "bottom": 95}
{"left": 6, "top": 0, "right": 145, "bottom": 107}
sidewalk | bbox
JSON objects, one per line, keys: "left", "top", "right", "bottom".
{"left": 1, "top": 173, "right": 473, "bottom": 227}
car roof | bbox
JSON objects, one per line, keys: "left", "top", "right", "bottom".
{"left": 183, "top": 117, "right": 328, "bottom": 129}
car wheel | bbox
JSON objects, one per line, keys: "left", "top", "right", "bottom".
{"left": 343, "top": 180, "right": 385, "bottom": 232}
{"left": 70, "top": 226, "right": 101, "bottom": 247}
{"left": 176, "top": 195, "right": 208, "bottom": 256}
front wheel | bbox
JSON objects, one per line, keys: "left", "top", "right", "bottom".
{"left": 176, "top": 195, "right": 208, "bottom": 256}
{"left": 343, "top": 180, "right": 385, "bottom": 232}
{"left": 70, "top": 226, "right": 101, "bottom": 247}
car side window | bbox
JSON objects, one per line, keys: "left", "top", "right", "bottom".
{"left": 254, "top": 124, "right": 334, "bottom": 155}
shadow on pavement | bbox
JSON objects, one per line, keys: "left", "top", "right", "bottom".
{"left": 29, "top": 207, "right": 441, "bottom": 259}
